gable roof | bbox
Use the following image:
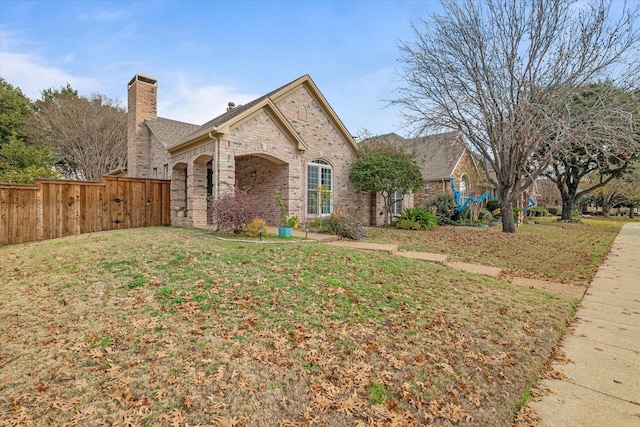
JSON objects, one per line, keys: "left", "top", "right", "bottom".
{"left": 410, "top": 131, "right": 467, "bottom": 180}
{"left": 365, "top": 131, "right": 468, "bottom": 181}
{"left": 163, "top": 74, "right": 358, "bottom": 154}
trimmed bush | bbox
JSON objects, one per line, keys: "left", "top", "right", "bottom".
{"left": 326, "top": 211, "right": 367, "bottom": 240}
{"left": 424, "top": 193, "right": 455, "bottom": 225}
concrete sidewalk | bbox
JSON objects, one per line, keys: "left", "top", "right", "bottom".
{"left": 530, "top": 222, "right": 640, "bottom": 427}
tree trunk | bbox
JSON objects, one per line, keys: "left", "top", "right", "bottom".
{"left": 500, "top": 199, "right": 516, "bottom": 233}
{"left": 561, "top": 196, "right": 575, "bottom": 221}
{"left": 602, "top": 202, "right": 611, "bottom": 217}
{"left": 558, "top": 179, "right": 580, "bottom": 221}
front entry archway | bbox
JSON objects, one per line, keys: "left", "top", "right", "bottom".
{"left": 235, "top": 154, "right": 290, "bottom": 225}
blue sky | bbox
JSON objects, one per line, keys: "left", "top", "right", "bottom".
{"left": 0, "top": 0, "right": 445, "bottom": 137}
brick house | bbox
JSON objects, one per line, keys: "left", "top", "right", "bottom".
{"left": 367, "top": 132, "right": 493, "bottom": 218}
{"left": 126, "top": 73, "right": 371, "bottom": 228}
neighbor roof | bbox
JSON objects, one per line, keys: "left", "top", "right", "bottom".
{"left": 363, "top": 131, "right": 467, "bottom": 181}
{"left": 409, "top": 131, "right": 467, "bottom": 180}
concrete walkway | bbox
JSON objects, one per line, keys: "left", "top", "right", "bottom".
{"left": 530, "top": 222, "right": 640, "bottom": 427}
{"left": 325, "top": 239, "right": 582, "bottom": 297}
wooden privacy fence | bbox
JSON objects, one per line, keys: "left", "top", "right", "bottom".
{"left": 1, "top": 177, "right": 171, "bottom": 246}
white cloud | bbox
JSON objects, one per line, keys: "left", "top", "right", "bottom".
{"left": 157, "top": 73, "right": 259, "bottom": 125}
{"left": 0, "top": 51, "right": 98, "bottom": 100}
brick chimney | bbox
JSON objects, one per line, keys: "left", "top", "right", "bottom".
{"left": 127, "top": 73, "right": 157, "bottom": 177}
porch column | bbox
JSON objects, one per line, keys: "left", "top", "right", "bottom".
{"left": 187, "top": 161, "right": 208, "bottom": 228}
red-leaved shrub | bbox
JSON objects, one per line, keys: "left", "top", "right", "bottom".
{"left": 209, "top": 189, "right": 260, "bottom": 233}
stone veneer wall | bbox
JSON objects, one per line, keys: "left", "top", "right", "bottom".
{"left": 274, "top": 84, "right": 370, "bottom": 224}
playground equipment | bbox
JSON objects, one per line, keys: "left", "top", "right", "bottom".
{"left": 449, "top": 177, "right": 489, "bottom": 212}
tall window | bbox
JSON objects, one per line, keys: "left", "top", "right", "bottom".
{"left": 307, "top": 159, "right": 332, "bottom": 215}
{"left": 424, "top": 183, "right": 430, "bottom": 196}
{"left": 391, "top": 189, "right": 404, "bottom": 216}
{"left": 459, "top": 175, "right": 468, "bottom": 202}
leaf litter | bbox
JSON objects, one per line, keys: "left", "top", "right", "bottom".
{"left": 0, "top": 227, "right": 581, "bottom": 426}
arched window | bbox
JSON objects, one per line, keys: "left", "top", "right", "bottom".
{"left": 307, "top": 159, "right": 332, "bottom": 215}
{"left": 459, "top": 175, "right": 468, "bottom": 202}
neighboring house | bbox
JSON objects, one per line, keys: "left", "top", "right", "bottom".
{"left": 364, "top": 132, "right": 493, "bottom": 224}
{"left": 126, "top": 73, "right": 371, "bottom": 228}
{"left": 533, "top": 177, "right": 562, "bottom": 209}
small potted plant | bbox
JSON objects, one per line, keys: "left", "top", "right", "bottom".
{"left": 275, "top": 189, "right": 295, "bottom": 237}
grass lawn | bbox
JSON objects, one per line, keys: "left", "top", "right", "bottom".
{"left": 365, "top": 217, "right": 626, "bottom": 286}
{"left": 0, "top": 224, "right": 600, "bottom": 426}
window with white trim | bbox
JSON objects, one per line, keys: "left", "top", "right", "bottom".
{"left": 424, "top": 183, "right": 430, "bottom": 196}
{"left": 460, "top": 175, "right": 468, "bottom": 202}
{"left": 307, "top": 159, "right": 333, "bottom": 215}
{"left": 391, "top": 189, "right": 404, "bottom": 216}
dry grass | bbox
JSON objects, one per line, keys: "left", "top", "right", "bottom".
{"left": 1, "top": 226, "right": 581, "bottom": 426}
{"left": 365, "top": 217, "right": 625, "bottom": 286}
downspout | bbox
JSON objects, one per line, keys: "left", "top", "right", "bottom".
{"left": 208, "top": 132, "right": 219, "bottom": 200}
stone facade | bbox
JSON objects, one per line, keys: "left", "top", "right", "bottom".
{"left": 415, "top": 149, "right": 492, "bottom": 207}
{"left": 127, "top": 73, "right": 371, "bottom": 228}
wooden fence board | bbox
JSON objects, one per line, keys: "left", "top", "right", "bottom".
{"left": 0, "top": 177, "right": 170, "bottom": 246}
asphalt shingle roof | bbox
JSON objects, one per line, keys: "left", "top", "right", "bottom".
{"left": 146, "top": 117, "right": 200, "bottom": 148}
{"left": 365, "top": 131, "right": 467, "bottom": 181}
{"left": 409, "top": 131, "right": 466, "bottom": 180}
{"left": 182, "top": 75, "right": 307, "bottom": 143}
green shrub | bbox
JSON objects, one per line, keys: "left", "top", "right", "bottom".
{"left": 478, "top": 208, "right": 494, "bottom": 224}
{"left": 424, "top": 193, "right": 455, "bottom": 225}
{"left": 486, "top": 199, "right": 500, "bottom": 212}
{"left": 528, "top": 207, "right": 549, "bottom": 217}
{"left": 513, "top": 207, "right": 522, "bottom": 222}
{"left": 547, "top": 206, "right": 560, "bottom": 216}
{"left": 396, "top": 207, "right": 438, "bottom": 230}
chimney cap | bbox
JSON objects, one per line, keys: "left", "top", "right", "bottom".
{"left": 128, "top": 73, "right": 158, "bottom": 88}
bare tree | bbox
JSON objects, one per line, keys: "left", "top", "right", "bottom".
{"left": 543, "top": 83, "right": 639, "bottom": 220}
{"left": 393, "top": 0, "right": 639, "bottom": 232}
{"left": 27, "top": 87, "right": 127, "bottom": 181}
